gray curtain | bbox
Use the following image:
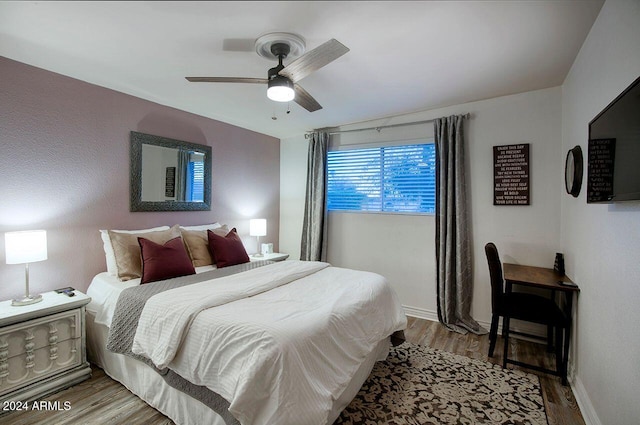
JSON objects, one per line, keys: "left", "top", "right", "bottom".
{"left": 300, "top": 131, "right": 329, "bottom": 261}
{"left": 176, "top": 148, "right": 189, "bottom": 202}
{"left": 434, "top": 115, "right": 486, "bottom": 335}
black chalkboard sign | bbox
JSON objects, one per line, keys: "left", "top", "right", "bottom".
{"left": 493, "top": 143, "right": 530, "bottom": 205}
{"left": 165, "top": 166, "right": 176, "bottom": 198}
{"left": 587, "top": 138, "right": 616, "bottom": 203}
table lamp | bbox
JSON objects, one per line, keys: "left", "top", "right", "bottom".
{"left": 249, "top": 219, "right": 267, "bottom": 257}
{"left": 5, "top": 230, "right": 47, "bottom": 306}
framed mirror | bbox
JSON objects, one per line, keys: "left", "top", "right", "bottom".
{"left": 565, "top": 145, "right": 583, "bottom": 198}
{"left": 130, "top": 131, "right": 212, "bottom": 211}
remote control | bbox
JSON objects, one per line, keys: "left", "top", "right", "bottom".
{"left": 55, "top": 287, "right": 76, "bottom": 296}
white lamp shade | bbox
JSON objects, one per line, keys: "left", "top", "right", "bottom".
{"left": 5, "top": 230, "right": 48, "bottom": 264}
{"left": 249, "top": 219, "right": 267, "bottom": 237}
{"left": 267, "top": 86, "right": 295, "bottom": 102}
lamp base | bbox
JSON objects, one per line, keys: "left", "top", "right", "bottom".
{"left": 252, "top": 253, "right": 264, "bottom": 258}
{"left": 12, "top": 294, "right": 43, "bottom": 306}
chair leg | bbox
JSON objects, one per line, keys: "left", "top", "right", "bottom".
{"left": 488, "top": 314, "right": 499, "bottom": 357}
{"left": 502, "top": 317, "right": 511, "bottom": 369}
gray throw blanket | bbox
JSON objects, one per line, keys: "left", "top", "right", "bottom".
{"left": 107, "top": 260, "right": 273, "bottom": 425}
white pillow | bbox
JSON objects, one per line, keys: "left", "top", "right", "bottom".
{"left": 99, "top": 226, "right": 170, "bottom": 275}
{"left": 179, "top": 222, "right": 222, "bottom": 231}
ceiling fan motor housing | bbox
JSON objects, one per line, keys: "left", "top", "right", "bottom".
{"left": 270, "top": 42, "right": 291, "bottom": 59}
{"left": 268, "top": 42, "right": 289, "bottom": 79}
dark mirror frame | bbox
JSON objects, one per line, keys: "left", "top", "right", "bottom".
{"left": 130, "top": 131, "right": 212, "bottom": 211}
{"left": 565, "top": 145, "right": 583, "bottom": 198}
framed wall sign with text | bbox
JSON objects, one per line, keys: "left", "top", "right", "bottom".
{"left": 493, "top": 143, "right": 530, "bottom": 205}
{"left": 587, "top": 138, "right": 615, "bottom": 203}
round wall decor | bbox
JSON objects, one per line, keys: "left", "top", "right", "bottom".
{"left": 565, "top": 145, "right": 583, "bottom": 197}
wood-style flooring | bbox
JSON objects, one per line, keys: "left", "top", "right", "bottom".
{"left": 1, "top": 317, "right": 585, "bottom": 425}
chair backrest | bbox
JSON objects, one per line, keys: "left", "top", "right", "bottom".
{"left": 485, "top": 242, "right": 504, "bottom": 312}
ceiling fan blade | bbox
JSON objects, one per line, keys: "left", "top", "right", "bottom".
{"left": 279, "top": 39, "right": 349, "bottom": 83}
{"left": 185, "top": 77, "right": 267, "bottom": 84}
{"left": 294, "top": 84, "right": 322, "bottom": 112}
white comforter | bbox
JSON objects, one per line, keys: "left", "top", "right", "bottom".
{"left": 132, "top": 260, "right": 406, "bottom": 425}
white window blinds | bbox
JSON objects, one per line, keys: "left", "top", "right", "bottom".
{"left": 327, "top": 143, "right": 436, "bottom": 214}
{"left": 187, "top": 155, "right": 205, "bottom": 202}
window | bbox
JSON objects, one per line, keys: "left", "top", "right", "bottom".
{"left": 327, "top": 143, "right": 436, "bottom": 214}
{"left": 186, "top": 153, "right": 205, "bottom": 202}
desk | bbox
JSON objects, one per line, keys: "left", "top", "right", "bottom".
{"left": 503, "top": 263, "right": 579, "bottom": 385}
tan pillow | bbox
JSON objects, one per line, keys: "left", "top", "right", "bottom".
{"left": 181, "top": 225, "right": 229, "bottom": 267}
{"left": 100, "top": 226, "right": 170, "bottom": 275}
{"left": 109, "top": 225, "right": 181, "bottom": 281}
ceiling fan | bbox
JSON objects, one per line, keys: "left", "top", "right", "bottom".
{"left": 186, "top": 33, "right": 349, "bottom": 112}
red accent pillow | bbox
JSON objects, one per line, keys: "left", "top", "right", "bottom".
{"left": 138, "top": 236, "right": 196, "bottom": 284}
{"left": 207, "top": 228, "right": 250, "bottom": 268}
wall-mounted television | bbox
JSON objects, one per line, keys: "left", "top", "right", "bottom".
{"left": 587, "top": 75, "right": 640, "bottom": 203}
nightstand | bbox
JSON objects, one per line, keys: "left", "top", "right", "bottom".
{"left": 251, "top": 252, "right": 289, "bottom": 262}
{"left": 0, "top": 290, "right": 92, "bottom": 409}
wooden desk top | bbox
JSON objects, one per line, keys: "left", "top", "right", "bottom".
{"left": 503, "top": 263, "right": 580, "bottom": 292}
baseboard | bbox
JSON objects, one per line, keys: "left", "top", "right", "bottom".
{"left": 403, "top": 306, "right": 546, "bottom": 339}
{"left": 571, "top": 375, "right": 602, "bottom": 425}
{"left": 402, "top": 305, "right": 439, "bottom": 322}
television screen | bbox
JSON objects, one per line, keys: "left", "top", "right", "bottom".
{"left": 588, "top": 75, "right": 640, "bottom": 203}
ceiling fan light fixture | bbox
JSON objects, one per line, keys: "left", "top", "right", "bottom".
{"left": 267, "top": 76, "right": 295, "bottom": 102}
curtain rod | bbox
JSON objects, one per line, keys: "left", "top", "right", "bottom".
{"left": 305, "top": 113, "right": 470, "bottom": 138}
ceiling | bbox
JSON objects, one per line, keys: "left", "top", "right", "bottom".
{"left": 0, "top": 1, "right": 604, "bottom": 139}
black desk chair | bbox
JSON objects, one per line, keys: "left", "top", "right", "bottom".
{"left": 485, "top": 242, "right": 568, "bottom": 378}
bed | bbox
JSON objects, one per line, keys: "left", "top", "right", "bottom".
{"left": 86, "top": 257, "right": 407, "bottom": 425}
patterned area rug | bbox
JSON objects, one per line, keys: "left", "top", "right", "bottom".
{"left": 335, "top": 343, "right": 548, "bottom": 425}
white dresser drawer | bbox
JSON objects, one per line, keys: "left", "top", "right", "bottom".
{"left": 0, "top": 310, "right": 83, "bottom": 397}
{"left": 0, "top": 309, "right": 81, "bottom": 359}
{"left": 1, "top": 338, "right": 82, "bottom": 396}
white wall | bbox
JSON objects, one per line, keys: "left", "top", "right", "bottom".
{"left": 280, "top": 136, "right": 309, "bottom": 261}
{"left": 561, "top": 1, "right": 640, "bottom": 425}
{"left": 280, "top": 85, "right": 563, "bottom": 326}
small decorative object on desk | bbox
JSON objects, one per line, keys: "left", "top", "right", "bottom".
{"left": 554, "top": 252, "right": 565, "bottom": 275}
{"left": 261, "top": 243, "right": 274, "bottom": 255}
